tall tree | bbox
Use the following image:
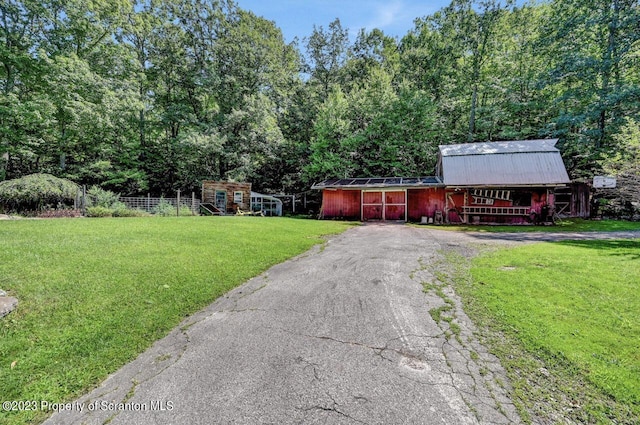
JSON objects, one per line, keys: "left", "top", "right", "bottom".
{"left": 542, "top": 0, "right": 640, "bottom": 152}
{"left": 306, "top": 68, "right": 438, "bottom": 181}
{"left": 303, "top": 18, "right": 349, "bottom": 102}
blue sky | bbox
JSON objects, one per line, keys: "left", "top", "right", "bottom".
{"left": 234, "top": 0, "right": 452, "bottom": 43}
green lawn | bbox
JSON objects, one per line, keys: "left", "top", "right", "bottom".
{"left": 468, "top": 239, "right": 640, "bottom": 423}
{"left": 436, "top": 218, "right": 640, "bottom": 233}
{"left": 0, "top": 217, "right": 352, "bottom": 424}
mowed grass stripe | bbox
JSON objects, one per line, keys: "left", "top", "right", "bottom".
{"left": 469, "top": 239, "right": 640, "bottom": 419}
{"left": 0, "top": 217, "right": 352, "bottom": 424}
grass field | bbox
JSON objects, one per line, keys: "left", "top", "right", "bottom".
{"left": 465, "top": 239, "right": 640, "bottom": 423}
{"left": 0, "top": 217, "right": 352, "bottom": 424}
{"left": 438, "top": 218, "right": 640, "bottom": 233}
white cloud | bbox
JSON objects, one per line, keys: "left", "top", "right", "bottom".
{"left": 355, "top": 0, "right": 439, "bottom": 38}
{"left": 370, "top": 0, "right": 404, "bottom": 28}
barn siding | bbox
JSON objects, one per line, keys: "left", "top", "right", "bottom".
{"left": 570, "top": 184, "right": 591, "bottom": 218}
{"left": 321, "top": 189, "right": 361, "bottom": 219}
{"left": 407, "top": 188, "right": 445, "bottom": 221}
{"left": 318, "top": 185, "right": 566, "bottom": 224}
{"left": 555, "top": 183, "right": 590, "bottom": 218}
{"left": 445, "top": 191, "right": 466, "bottom": 223}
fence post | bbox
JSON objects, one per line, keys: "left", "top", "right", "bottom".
{"left": 147, "top": 193, "right": 150, "bottom": 212}
{"left": 192, "top": 192, "right": 196, "bottom": 215}
{"left": 176, "top": 190, "right": 181, "bottom": 216}
{"left": 82, "top": 185, "right": 86, "bottom": 216}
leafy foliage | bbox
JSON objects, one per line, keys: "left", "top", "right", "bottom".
{"left": 0, "top": 173, "right": 78, "bottom": 212}
{"left": 86, "top": 186, "right": 121, "bottom": 208}
{"left": 150, "top": 199, "right": 193, "bottom": 216}
{"left": 1, "top": 0, "right": 639, "bottom": 200}
{"left": 85, "top": 206, "right": 114, "bottom": 217}
{"left": 597, "top": 118, "right": 640, "bottom": 218}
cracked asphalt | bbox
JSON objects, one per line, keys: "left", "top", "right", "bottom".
{"left": 44, "top": 225, "right": 640, "bottom": 425}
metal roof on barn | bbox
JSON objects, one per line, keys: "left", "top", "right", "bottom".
{"left": 439, "top": 139, "right": 559, "bottom": 156}
{"left": 311, "top": 176, "right": 444, "bottom": 189}
{"left": 439, "top": 139, "right": 571, "bottom": 187}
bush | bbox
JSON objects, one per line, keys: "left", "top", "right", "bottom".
{"left": 179, "top": 205, "right": 194, "bottom": 216}
{"left": 86, "top": 206, "right": 113, "bottom": 217}
{"left": 151, "top": 200, "right": 195, "bottom": 216}
{"left": 152, "top": 199, "right": 175, "bottom": 216}
{"left": 0, "top": 174, "right": 78, "bottom": 212}
{"left": 86, "top": 186, "right": 120, "bottom": 208}
{"left": 112, "top": 208, "right": 150, "bottom": 217}
{"left": 85, "top": 188, "right": 152, "bottom": 218}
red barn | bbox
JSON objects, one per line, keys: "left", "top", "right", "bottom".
{"left": 312, "top": 139, "right": 573, "bottom": 224}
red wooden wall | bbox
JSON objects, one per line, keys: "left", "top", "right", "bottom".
{"left": 384, "top": 191, "right": 406, "bottom": 220}
{"left": 407, "top": 188, "right": 445, "bottom": 221}
{"left": 445, "top": 191, "right": 465, "bottom": 223}
{"left": 320, "top": 186, "right": 557, "bottom": 223}
{"left": 321, "top": 189, "right": 361, "bottom": 219}
{"left": 362, "top": 191, "right": 382, "bottom": 220}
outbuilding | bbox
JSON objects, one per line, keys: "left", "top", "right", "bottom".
{"left": 312, "top": 139, "right": 572, "bottom": 224}
{"left": 202, "top": 181, "right": 252, "bottom": 214}
{"left": 201, "top": 181, "right": 283, "bottom": 216}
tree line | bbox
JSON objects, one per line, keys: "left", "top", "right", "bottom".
{"left": 1, "top": 0, "right": 639, "bottom": 197}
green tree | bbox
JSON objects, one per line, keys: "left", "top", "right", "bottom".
{"left": 303, "top": 18, "right": 349, "bottom": 102}
{"left": 599, "top": 118, "right": 640, "bottom": 214}
{"left": 306, "top": 68, "right": 438, "bottom": 181}
{"left": 542, "top": 0, "right": 640, "bottom": 155}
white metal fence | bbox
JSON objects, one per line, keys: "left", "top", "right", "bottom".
{"left": 119, "top": 193, "right": 200, "bottom": 214}
{"left": 76, "top": 187, "right": 201, "bottom": 215}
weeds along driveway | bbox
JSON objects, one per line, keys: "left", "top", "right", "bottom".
{"left": 46, "top": 224, "right": 524, "bottom": 425}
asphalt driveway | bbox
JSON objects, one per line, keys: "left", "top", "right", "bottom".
{"left": 46, "top": 224, "right": 638, "bottom": 425}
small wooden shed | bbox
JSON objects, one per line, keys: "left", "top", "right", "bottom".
{"left": 202, "top": 181, "right": 251, "bottom": 214}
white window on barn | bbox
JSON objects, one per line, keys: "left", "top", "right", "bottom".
{"left": 234, "top": 191, "right": 243, "bottom": 203}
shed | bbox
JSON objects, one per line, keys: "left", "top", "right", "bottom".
{"left": 313, "top": 139, "right": 573, "bottom": 224}
{"left": 201, "top": 181, "right": 284, "bottom": 216}
{"left": 202, "top": 181, "right": 251, "bottom": 214}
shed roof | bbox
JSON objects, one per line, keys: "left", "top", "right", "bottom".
{"left": 311, "top": 176, "right": 444, "bottom": 190}
{"left": 439, "top": 139, "right": 571, "bottom": 187}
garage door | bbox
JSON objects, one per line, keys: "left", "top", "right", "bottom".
{"left": 384, "top": 191, "right": 406, "bottom": 220}
{"left": 362, "top": 190, "right": 406, "bottom": 221}
{"left": 362, "top": 191, "right": 383, "bottom": 220}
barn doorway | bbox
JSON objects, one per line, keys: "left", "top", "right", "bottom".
{"left": 361, "top": 190, "right": 406, "bottom": 221}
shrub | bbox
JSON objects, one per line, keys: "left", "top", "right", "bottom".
{"left": 149, "top": 199, "right": 195, "bottom": 217}
{"left": 85, "top": 188, "right": 152, "bottom": 218}
{"left": 86, "top": 206, "right": 113, "bottom": 217}
{"left": 112, "top": 208, "right": 150, "bottom": 217}
{"left": 179, "top": 205, "right": 195, "bottom": 216}
{"left": 152, "top": 199, "right": 176, "bottom": 216}
{"left": 86, "top": 186, "right": 120, "bottom": 208}
{"left": 0, "top": 174, "right": 78, "bottom": 212}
